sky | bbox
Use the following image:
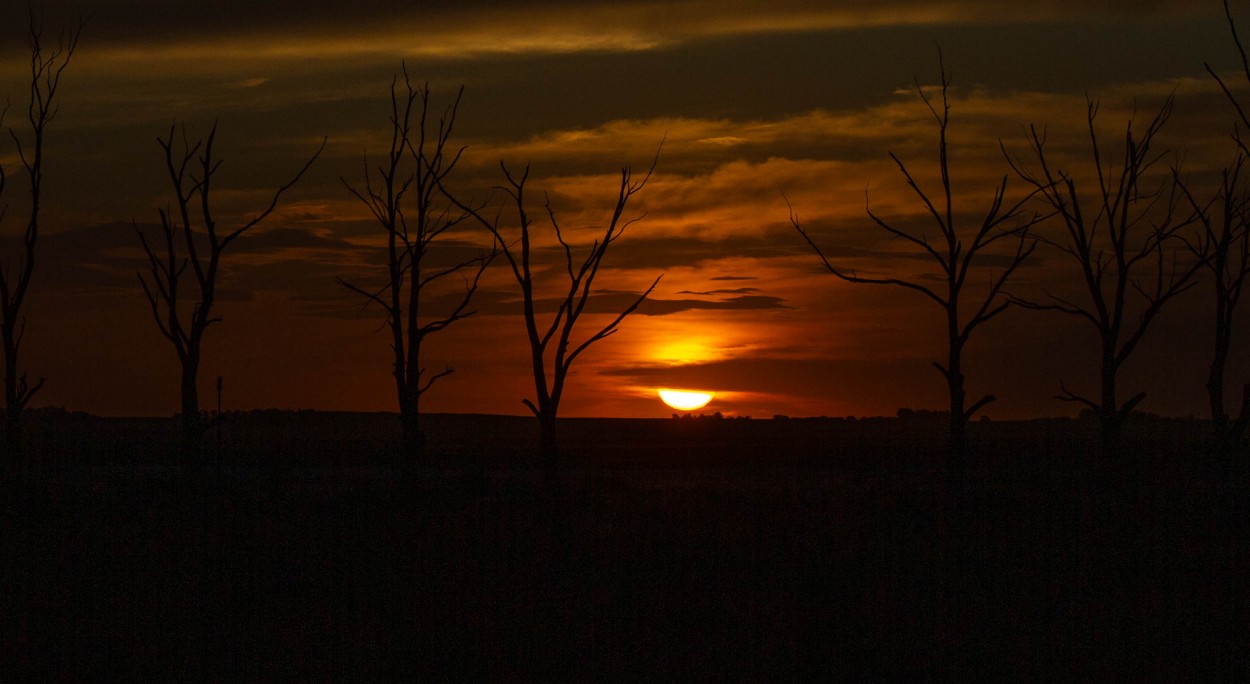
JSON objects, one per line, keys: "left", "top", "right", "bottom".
{"left": 0, "top": 0, "right": 1245, "bottom": 420}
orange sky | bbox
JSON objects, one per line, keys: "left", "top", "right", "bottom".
{"left": 0, "top": 1, "right": 1245, "bottom": 419}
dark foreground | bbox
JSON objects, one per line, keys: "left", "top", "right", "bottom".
{"left": 2, "top": 411, "right": 1246, "bottom": 681}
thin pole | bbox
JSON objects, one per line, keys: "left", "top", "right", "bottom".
{"left": 216, "top": 375, "right": 223, "bottom": 479}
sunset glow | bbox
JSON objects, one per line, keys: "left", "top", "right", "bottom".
{"left": 658, "top": 389, "right": 715, "bottom": 412}
{"left": 7, "top": 4, "right": 1239, "bottom": 676}
{"left": 0, "top": 1, "right": 1239, "bottom": 421}
{"left": 653, "top": 339, "right": 717, "bottom": 365}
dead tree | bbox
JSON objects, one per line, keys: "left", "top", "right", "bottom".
{"left": 337, "top": 71, "right": 492, "bottom": 458}
{"left": 0, "top": 15, "right": 78, "bottom": 459}
{"left": 790, "top": 60, "right": 1040, "bottom": 476}
{"left": 1209, "top": 0, "right": 1250, "bottom": 160}
{"left": 1006, "top": 96, "right": 1202, "bottom": 457}
{"left": 1194, "top": 0, "right": 1250, "bottom": 458}
{"left": 1178, "top": 156, "right": 1250, "bottom": 457}
{"left": 137, "top": 125, "right": 322, "bottom": 461}
{"left": 456, "top": 156, "right": 661, "bottom": 468}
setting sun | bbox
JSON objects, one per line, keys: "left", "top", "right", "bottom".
{"left": 658, "top": 388, "right": 715, "bottom": 411}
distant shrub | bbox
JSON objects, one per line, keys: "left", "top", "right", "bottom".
{"left": 896, "top": 407, "right": 949, "bottom": 422}
{"left": 26, "top": 406, "right": 90, "bottom": 419}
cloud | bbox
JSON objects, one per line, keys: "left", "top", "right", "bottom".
{"left": 0, "top": 1, "right": 1236, "bottom": 421}
{"left": 412, "top": 288, "right": 792, "bottom": 318}
{"left": 638, "top": 294, "right": 791, "bottom": 315}
{"left": 676, "top": 287, "right": 761, "bottom": 295}
{"left": 0, "top": 1, "right": 1217, "bottom": 63}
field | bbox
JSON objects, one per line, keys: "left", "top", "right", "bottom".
{"left": 2, "top": 411, "right": 1245, "bottom": 681}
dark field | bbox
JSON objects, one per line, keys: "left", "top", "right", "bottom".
{"left": 2, "top": 411, "right": 1246, "bottom": 681}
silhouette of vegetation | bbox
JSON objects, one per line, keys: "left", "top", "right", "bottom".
{"left": 0, "top": 13, "right": 77, "bottom": 462}
{"left": 456, "top": 153, "right": 662, "bottom": 468}
{"left": 791, "top": 57, "right": 1042, "bottom": 476}
{"left": 135, "top": 125, "right": 323, "bottom": 462}
{"left": 1191, "top": 0, "right": 1250, "bottom": 459}
{"left": 896, "top": 407, "right": 951, "bottom": 422}
{"left": 1178, "top": 155, "right": 1250, "bottom": 458}
{"left": 338, "top": 69, "right": 493, "bottom": 460}
{"left": 1006, "top": 96, "right": 1202, "bottom": 457}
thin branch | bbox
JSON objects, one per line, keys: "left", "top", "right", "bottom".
{"left": 787, "top": 198, "right": 946, "bottom": 307}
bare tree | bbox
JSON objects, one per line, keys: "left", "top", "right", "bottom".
{"left": 1178, "top": 156, "right": 1250, "bottom": 456}
{"left": 337, "top": 70, "right": 492, "bottom": 458}
{"left": 790, "top": 60, "right": 1040, "bottom": 475}
{"left": 0, "top": 14, "right": 78, "bottom": 459}
{"left": 136, "top": 125, "right": 323, "bottom": 461}
{"left": 1193, "top": 0, "right": 1250, "bottom": 458}
{"left": 456, "top": 156, "right": 661, "bottom": 468}
{"left": 1208, "top": 0, "right": 1250, "bottom": 160}
{"left": 1006, "top": 96, "right": 1202, "bottom": 457}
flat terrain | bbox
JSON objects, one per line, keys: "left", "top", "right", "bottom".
{"left": 1, "top": 411, "right": 1245, "bottom": 680}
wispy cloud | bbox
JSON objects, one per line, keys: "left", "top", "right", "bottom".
{"left": 2, "top": 1, "right": 1216, "bottom": 63}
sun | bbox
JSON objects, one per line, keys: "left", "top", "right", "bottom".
{"left": 658, "top": 388, "right": 714, "bottom": 411}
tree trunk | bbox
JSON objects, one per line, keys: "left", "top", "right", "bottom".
{"left": 538, "top": 412, "right": 558, "bottom": 473}
{"left": 399, "top": 387, "right": 422, "bottom": 462}
{"left": 1234, "top": 383, "right": 1250, "bottom": 451}
{"left": 1099, "top": 352, "right": 1122, "bottom": 459}
{"left": 3, "top": 325, "right": 22, "bottom": 462}
{"left": 179, "top": 355, "right": 201, "bottom": 462}
{"left": 1209, "top": 312, "right": 1232, "bottom": 450}
{"left": 947, "top": 372, "right": 967, "bottom": 480}
{"left": 945, "top": 313, "right": 967, "bottom": 481}
{"left": 938, "top": 325, "right": 966, "bottom": 679}
{"left": 1236, "top": 383, "right": 1250, "bottom": 480}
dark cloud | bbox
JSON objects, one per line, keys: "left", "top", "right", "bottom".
{"left": 0, "top": 1, "right": 492, "bottom": 51}
{"left": 354, "top": 287, "right": 792, "bottom": 320}
{"left": 676, "top": 287, "right": 761, "bottom": 295}
{"left": 232, "top": 227, "right": 363, "bottom": 253}
{"left": 0, "top": 2, "right": 1219, "bottom": 66}
{"left": 791, "top": 212, "right": 1048, "bottom": 269}
{"left": 638, "top": 294, "right": 790, "bottom": 315}
{"left": 2, "top": 222, "right": 148, "bottom": 294}
{"left": 600, "top": 230, "right": 801, "bottom": 270}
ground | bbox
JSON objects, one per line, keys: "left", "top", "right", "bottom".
{"left": 1, "top": 411, "right": 1245, "bottom": 680}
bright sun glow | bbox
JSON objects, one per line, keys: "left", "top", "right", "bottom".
{"left": 658, "top": 388, "right": 715, "bottom": 411}
{"left": 654, "top": 339, "right": 715, "bottom": 364}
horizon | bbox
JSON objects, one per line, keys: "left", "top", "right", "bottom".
{"left": 25, "top": 404, "right": 1201, "bottom": 423}
{"left": 0, "top": 1, "right": 1246, "bottom": 421}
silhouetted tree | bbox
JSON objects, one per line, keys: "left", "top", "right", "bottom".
{"left": 457, "top": 156, "right": 661, "bottom": 468}
{"left": 791, "top": 60, "right": 1040, "bottom": 475}
{"left": 136, "top": 125, "right": 322, "bottom": 461}
{"left": 0, "top": 14, "right": 78, "bottom": 459}
{"left": 1006, "top": 96, "right": 1202, "bottom": 457}
{"left": 338, "top": 70, "right": 492, "bottom": 459}
{"left": 1192, "top": 0, "right": 1250, "bottom": 457}
{"left": 1209, "top": 0, "right": 1250, "bottom": 161}
{"left": 1178, "top": 156, "right": 1250, "bottom": 457}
